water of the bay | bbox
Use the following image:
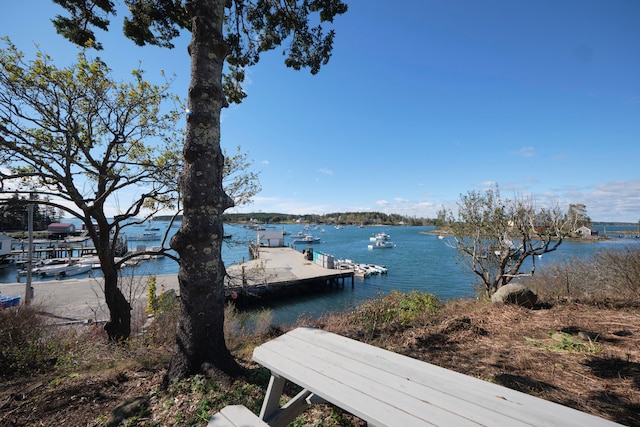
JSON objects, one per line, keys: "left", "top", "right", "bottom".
{"left": 2, "top": 222, "right": 638, "bottom": 326}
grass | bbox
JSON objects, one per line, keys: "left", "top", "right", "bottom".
{"left": 525, "top": 331, "right": 602, "bottom": 354}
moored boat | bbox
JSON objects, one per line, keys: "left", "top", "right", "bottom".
{"left": 367, "top": 264, "right": 388, "bottom": 274}
{"left": 127, "top": 232, "right": 160, "bottom": 241}
{"left": 292, "top": 234, "right": 321, "bottom": 244}
{"left": 369, "top": 232, "right": 391, "bottom": 242}
{"left": 20, "top": 259, "right": 92, "bottom": 278}
{"left": 368, "top": 240, "right": 396, "bottom": 249}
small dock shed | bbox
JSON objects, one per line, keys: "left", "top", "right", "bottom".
{"left": 576, "top": 225, "right": 598, "bottom": 237}
{"left": 256, "top": 230, "right": 285, "bottom": 247}
{"left": 47, "top": 223, "right": 76, "bottom": 236}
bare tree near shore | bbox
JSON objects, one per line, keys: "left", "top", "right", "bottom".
{"left": 49, "top": 0, "right": 348, "bottom": 380}
{"left": 445, "top": 185, "right": 569, "bottom": 297}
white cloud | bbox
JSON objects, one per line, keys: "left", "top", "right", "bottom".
{"left": 478, "top": 181, "right": 498, "bottom": 189}
{"left": 226, "top": 179, "right": 640, "bottom": 222}
{"left": 511, "top": 146, "right": 535, "bottom": 158}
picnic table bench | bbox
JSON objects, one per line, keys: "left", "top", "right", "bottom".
{"left": 212, "top": 327, "right": 621, "bottom": 426}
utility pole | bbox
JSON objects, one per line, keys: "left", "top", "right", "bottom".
{"left": 24, "top": 200, "right": 34, "bottom": 305}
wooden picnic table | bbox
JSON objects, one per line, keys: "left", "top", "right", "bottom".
{"left": 252, "top": 327, "right": 621, "bottom": 426}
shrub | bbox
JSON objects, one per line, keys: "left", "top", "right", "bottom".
{"left": 353, "top": 290, "right": 441, "bottom": 338}
{"left": 524, "top": 245, "right": 640, "bottom": 305}
{"left": 0, "top": 305, "right": 66, "bottom": 378}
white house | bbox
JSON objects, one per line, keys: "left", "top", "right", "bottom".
{"left": 576, "top": 225, "right": 598, "bottom": 237}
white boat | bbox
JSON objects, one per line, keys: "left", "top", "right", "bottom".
{"left": 18, "top": 258, "right": 66, "bottom": 276}
{"left": 367, "top": 264, "right": 388, "bottom": 274}
{"left": 353, "top": 266, "right": 371, "bottom": 278}
{"left": 77, "top": 256, "right": 102, "bottom": 269}
{"left": 54, "top": 263, "right": 92, "bottom": 278}
{"left": 144, "top": 221, "right": 160, "bottom": 231}
{"left": 292, "top": 234, "right": 321, "bottom": 244}
{"left": 22, "top": 259, "right": 92, "bottom": 278}
{"left": 357, "top": 264, "right": 378, "bottom": 275}
{"left": 354, "top": 270, "right": 369, "bottom": 278}
{"left": 369, "top": 232, "right": 391, "bottom": 242}
{"left": 127, "top": 232, "right": 160, "bottom": 241}
{"left": 368, "top": 240, "right": 396, "bottom": 249}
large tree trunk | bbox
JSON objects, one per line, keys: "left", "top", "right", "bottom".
{"left": 103, "top": 266, "right": 131, "bottom": 341}
{"left": 91, "top": 215, "right": 131, "bottom": 341}
{"left": 168, "top": 0, "right": 241, "bottom": 380}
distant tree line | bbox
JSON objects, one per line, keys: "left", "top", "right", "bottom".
{"left": 222, "top": 211, "right": 436, "bottom": 226}
{"left": 0, "top": 194, "right": 63, "bottom": 232}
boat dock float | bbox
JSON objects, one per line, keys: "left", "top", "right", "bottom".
{"left": 224, "top": 247, "right": 354, "bottom": 304}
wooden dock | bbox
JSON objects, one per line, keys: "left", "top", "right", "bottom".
{"left": 224, "top": 247, "right": 354, "bottom": 304}
{"left": 0, "top": 247, "right": 354, "bottom": 319}
{"left": 9, "top": 237, "right": 97, "bottom": 264}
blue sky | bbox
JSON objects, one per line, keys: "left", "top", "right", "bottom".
{"left": 2, "top": 1, "right": 639, "bottom": 222}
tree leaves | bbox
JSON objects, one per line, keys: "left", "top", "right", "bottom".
{"left": 0, "top": 38, "right": 181, "bottom": 218}
{"left": 52, "top": 1, "right": 348, "bottom": 104}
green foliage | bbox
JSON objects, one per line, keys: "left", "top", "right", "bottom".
{"left": 143, "top": 278, "right": 181, "bottom": 348}
{"left": 161, "top": 374, "right": 265, "bottom": 426}
{"left": 48, "top": 0, "right": 347, "bottom": 372}
{"left": 0, "top": 37, "right": 183, "bottom": 217}
{"left": 51, "top": 0, "right": 114, "bottom": 50}
{"left": 0, "top": 305, "right": 67, "bottom": 378}
{"left": 354, "top": 291, "right": 441, "bottom": 337}
{"left": 224, "top": 303, "right": 274, "bottom": 354}
{"left": 145, "top": 277, "right": 177, "bottom": 317}
{"left": 567, "top": 203, "right": 591, "bottom": 231}
{"left": 146, "top": 277, "right": 159, "bottom": 314}
{"left": 222, "top": 211, "right": 436, "bottom": 226}
{"left": 52, "top": 1, "right": 348, "bottom": 104}
{"left": 0, "top": 193, "right": 63, "bottom": 232}
{"left": 526, "top": 332, "right": 601, "bottom": 354}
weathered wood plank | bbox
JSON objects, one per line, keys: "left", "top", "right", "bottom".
{"left": 258, "top": 374, "right": 285, "bottom": 420}
{"left": 276, "top": 329, "right": 562, "bottom": 421}
{"left": 256, "top": 339, "right": 524, "bottom": 426}
{"left": 253, "top": 327, "right": 621, "bottom": 427}
{"left": 208, "top": 405, "right": 268, "bottom": 427}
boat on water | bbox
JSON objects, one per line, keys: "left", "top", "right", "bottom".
{"left": 53, "top": 263, "right": 92, "bottom": 278}
{"left": 353, "top": 267, "right": 370, "bottom": 278}
{"left": 292, "top": 234, "right": 321, "bottom": 244}
{"left": 127, "top": 232, "right": 160, "bottom": 241}
{"left": 367, "top": 264, "right": 388, "bottom": 274}
{"left": 20, "top": 259, "right": 92, "bottom": 278}
{"left": 333, "top": 259, "right": 389, "bottom": 278}
{"left": 368, "top": 240, "right": 396, "bottom": 249}
{"left": 369, "top": 232, "right": 391, "bottom": 242}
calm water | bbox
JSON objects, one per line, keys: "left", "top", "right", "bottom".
{"left": 2, "top": 222, "right": 639, "bottom": 325}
